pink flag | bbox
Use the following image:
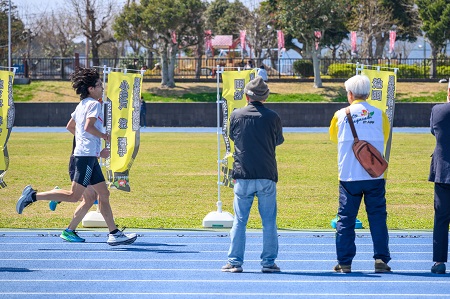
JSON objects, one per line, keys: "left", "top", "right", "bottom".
{"left": 240, "top": 30, "right": 246, "bottom": 51}
{"left": 171, "top": 31, "right": 177, "bottom": 44}
{"left": 389, "top": 30, "right": 396, "bottom": 54}
{"left": 205, "top": 30, "right": 212, "bottom": 51}
{"left": 277, "top": 30, "right": 285, "bottom": 51}
{"left": 314, "top": 31, "right": 322, "bottom": 50}
{"left": 350, "top": 31, "right": 357, "bottom": 53}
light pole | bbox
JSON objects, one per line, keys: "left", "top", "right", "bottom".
{"left": 8, "top": 0, "right": 12, "bottom": 68}
{"left": 418, "top": 39, "right": 427, "bottom": 78}
{"left": 418, "top": 38, "right": 427, "bottom": 59}
{"left": 423, "top": 38, "right": 426, "bottom": 59}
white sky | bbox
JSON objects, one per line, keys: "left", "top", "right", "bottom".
{"left": 12, "top": 0, "right": 262, "bottom": 15}
{"left": 12, "top": 0, "right": 128, "bottom": 26}
{"left": 12, "top": 0, "right": 262, "bottom": 30}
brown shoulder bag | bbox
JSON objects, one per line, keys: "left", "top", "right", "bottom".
{"left": 345, "top": 107, "right": 388, "bottom": 178}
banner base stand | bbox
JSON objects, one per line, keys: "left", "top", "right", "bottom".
{"left": 82, "top": 210, "right": 108, "bottom": 228}
{"left": 202, "top": 211, "right": 234, "bottom": 228}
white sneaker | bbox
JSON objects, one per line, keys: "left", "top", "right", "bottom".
{"left": 107, "top": 230, "right": 137, "bottom": 246}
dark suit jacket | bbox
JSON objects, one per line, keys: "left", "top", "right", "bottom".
{"left": 429, "top": 103, "right": 450, "bottom": 183}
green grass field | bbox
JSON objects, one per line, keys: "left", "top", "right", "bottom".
{"left": 0, "top": 132, "right": 436, "bottom": 230}
{"left": 12, "top": 81, "right": 449, "bottom": 103}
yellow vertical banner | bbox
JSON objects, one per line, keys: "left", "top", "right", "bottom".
{"left": 361, "top": 68, "right": 397, "bottom": 161}
{"left": 0, "top": 70, "right": 15, "bottom": 189}
{"left": 221, "top": 70, "right": 256, "bottom": 188}
{"left": 105, "top": 71, "right": 142, "bottom": 192}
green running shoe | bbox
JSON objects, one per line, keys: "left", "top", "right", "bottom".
{"left": 60, "top": 229, "right": 85, "bottom": 242}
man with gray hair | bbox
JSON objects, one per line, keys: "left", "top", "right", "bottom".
{"left": 329, "top": 74, "right": 392, "bottom": 273}
{"left": 222, "top": 76, "right": 284, "bottom": 273}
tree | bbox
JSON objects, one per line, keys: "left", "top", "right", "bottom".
{"left": 244, "top": 2, "right": 278, "bottom": 67}
{"left": 417, "top": 0, "right": 450, "bottom": 78}
{"left": 113, "top": 1, "right": 158, "bottom": 68}
{"left": 0, "top": 0, "right": 25, "bottom": 60}
{"left": 178, "top": 1, "right": 208, "bottom": 79}
{"left": 34, "top": 11, "right": 79, "bottom": 57}
{"left": 205, "top": 0, "right": 250, "bottom": 39}
{"left": 346, "top": 0, "right": 393, "bottom": 59}
{"left": 116, "top": 0, "right": 207, "bottom": 87}
{"left": 114, "top": 2, "right": 153, "bottom": 54}
{"left": 68, "top": 0, "right": 117, "bottom": 66}
{"left": 347, "top": 0, "right": 421, "bottom": 59}
{"left": 374, "top": 0, "right": 421, "bottom": 58}
{"left": 147, "top": 0, "right": 207, "bottom": 87}
{"left": 321, "top": 17, "right": 349, "bottom": 59}
{"left": 276, "top": 0, "right": 350, "bottom": 88}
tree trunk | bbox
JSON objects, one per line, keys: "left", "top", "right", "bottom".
{"left": 147, "top": 51, "right": 154, "bottom": 69}
{"left": 430, "top": 45, "right": 439, "bottom": 79}
{"left": 374, "top": 33, "right": 389, "bottom": 58}
{"left": 367, "top": 34, "right": 373, "bottom": 59}
{"left": 195, "top": 45, "right": 203, "bottom": 79}
{"left": 167, "top": 43, "right": 177, "bottom": 88}
{"left": 91, "top": 43, "right": 100, "bottom": 67}
{"left": 312, "top": 47, "right": 322, "bottom": 88}
{"left": 160, "top": 49, "right": 169, "bottom": 87}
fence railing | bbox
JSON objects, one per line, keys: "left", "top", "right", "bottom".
{"left": 3, "top": 56, "right": 450, "bottom": 81}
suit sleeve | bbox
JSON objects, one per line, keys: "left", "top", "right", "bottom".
{"left": 430, "top": 108, "right": 435, "bottom": 136}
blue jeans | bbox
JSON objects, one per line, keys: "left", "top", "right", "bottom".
{"left": 336, "top": 179, "right": 391, "bottom": 265}
{"left": 227, "top": 179, "right": 278, "bottom": 267}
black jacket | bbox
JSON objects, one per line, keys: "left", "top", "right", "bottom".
{"left": 229, "top": 101, "right": 284, "bottom": 182}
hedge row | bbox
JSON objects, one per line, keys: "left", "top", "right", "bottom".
{"left": 294, "top": 61, "right": 450, "bottom": 79}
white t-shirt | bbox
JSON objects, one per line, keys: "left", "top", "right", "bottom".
{"left": 71, "top": 97, "right": 104, "bottom": 157}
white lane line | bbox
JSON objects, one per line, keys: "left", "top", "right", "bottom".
{"left": 0, "top": 259, "right": 436, "bottom": 263}
{"left": 0, "top": 251, "right": 434, "bottom": 255}
{"left": 0, "top": 268, "right": 438, "bottom": 272}
{"left": 0, "top": 292, "right": 450, "bottom": 298}
{"left": 0, "top": 279, "right": 448, "bottom": 283}
{"left": 0, "top": 243, "right": 435, "bottom": 246}
{"left": 0, "top": 258, "right": 436, "bottom": 262}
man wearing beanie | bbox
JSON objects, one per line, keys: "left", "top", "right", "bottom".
{"left": 222, "top": 76, "right": 284, "bottom": 273}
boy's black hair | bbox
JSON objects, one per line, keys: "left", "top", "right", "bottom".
{"left": 70, "top": 68, "right": 100, "bottom": 100}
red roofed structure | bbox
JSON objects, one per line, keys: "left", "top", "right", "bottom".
{"left": 211, "top": 35, "right": 234, "bottom": 48}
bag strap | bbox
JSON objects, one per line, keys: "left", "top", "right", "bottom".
{"left": 345, "top": 107, "right": 359, "bottom": 141}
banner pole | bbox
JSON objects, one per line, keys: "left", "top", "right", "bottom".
{"left": 383, "top": 67, "right": 397, "bottom": 162}
{"left": 216, "top": 65, "right": 222, "bottom": 213}
{"left": 202, "top": 65, "right": 234, "bottom": 228}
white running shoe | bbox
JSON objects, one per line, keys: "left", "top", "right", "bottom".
{"left": 107, "top": 230, "right": 137, "bottom": 246}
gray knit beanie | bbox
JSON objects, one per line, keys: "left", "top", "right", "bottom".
{"left": 244, "top": 76, "right": 269, "bottom": 101}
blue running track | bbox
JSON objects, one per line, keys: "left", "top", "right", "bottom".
{"left": 0, "top": 230, "right": 449, "bottom": 298}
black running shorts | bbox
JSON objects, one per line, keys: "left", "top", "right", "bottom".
{"left": 72, "top": 156, "right": 105, "bottom": 187}
{"left": 68, "top": 155, "right": 76, "bottom": 181}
